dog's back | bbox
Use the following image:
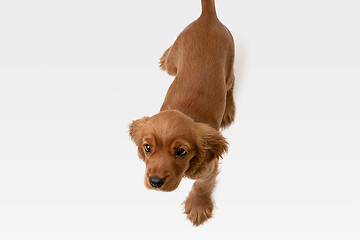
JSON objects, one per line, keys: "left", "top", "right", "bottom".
{"left": 160, "top": 0, "right": 235, "bottom": 130}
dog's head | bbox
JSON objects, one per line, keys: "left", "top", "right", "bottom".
{"left": 129, "top": 110, "right": 228, "bottom": 192}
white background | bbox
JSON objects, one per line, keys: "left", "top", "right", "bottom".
{"left": 1, "top": 0, "right": 359, "bottom": 239}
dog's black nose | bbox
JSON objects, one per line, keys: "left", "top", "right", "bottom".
{"left": 149, "top": 176, "right": 165, "bottom": 188}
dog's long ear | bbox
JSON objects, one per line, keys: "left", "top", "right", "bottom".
{"left": 186, "top": 123, "right": 228, "bottom": 178}
{"left": 129, "top": 117, "right": 150, "bottom": 161}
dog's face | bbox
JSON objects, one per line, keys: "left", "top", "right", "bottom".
{"left": 129, "top": 110, "right": 228, "bottom": 192}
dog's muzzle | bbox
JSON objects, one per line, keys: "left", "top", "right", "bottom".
{"left": 148, "top": 176, "right": 165, "bottom": 188}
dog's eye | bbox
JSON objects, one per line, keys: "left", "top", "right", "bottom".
{"left": 144, "top": 144, "right": 151, "bottom": 153}
{"left": 175, "top": 148, "right": 187, "bottom": 157}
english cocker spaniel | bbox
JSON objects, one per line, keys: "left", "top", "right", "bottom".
{"left": 129, "top": 0, "right": 235, "bottom": 226}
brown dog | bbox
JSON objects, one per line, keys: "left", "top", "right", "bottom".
{"left": 129, "top": 0, "right": 235, "bottom": 226}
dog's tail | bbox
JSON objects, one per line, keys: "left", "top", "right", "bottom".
{"left": 201, "top": 0, "right": 217, "bottom": 17}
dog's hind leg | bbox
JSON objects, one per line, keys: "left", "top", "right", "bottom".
{"left": 159, "top": 44, "right": 178, "bottom": 76}
{"left": 159, "top": 47, "right": 170, "bottom": 71}
{"left": 220, "top": 72, "right": 235, "bottom": 129}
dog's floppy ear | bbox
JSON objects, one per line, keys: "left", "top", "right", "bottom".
{"left": 186, "top": 123, "right": 228, "bottom": 178}
{"left": 129, "top": 117, "right": 150, "bottom": 161}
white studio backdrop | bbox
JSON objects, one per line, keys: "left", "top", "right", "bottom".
{"left": 0, "top": 0, "right": 359, "bottom": 239}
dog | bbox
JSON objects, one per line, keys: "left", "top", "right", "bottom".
{"left": 129, "top": 0, "right": 235, "bottom": 226}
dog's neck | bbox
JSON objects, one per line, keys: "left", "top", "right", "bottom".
{"left": 160, "top": 101, "right": 219, "bottom": 130}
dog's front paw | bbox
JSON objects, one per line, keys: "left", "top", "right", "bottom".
{"left": 183, "top": 195, "right": 214, "bottom": 226}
